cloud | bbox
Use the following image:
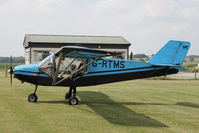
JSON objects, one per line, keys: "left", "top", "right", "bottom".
{"left": 0, "top": 0, "right": 198, "bottom": 56}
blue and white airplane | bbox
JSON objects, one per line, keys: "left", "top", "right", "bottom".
{"left": 11, "top": 40, "right": 190, "bottom": 105}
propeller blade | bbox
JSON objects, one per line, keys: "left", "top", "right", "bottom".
{"left": 10, "top": 56, "right": 13, "bottom": 86}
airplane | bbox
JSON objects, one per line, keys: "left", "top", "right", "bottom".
{"left": 10, "top": 40, "right": 191, "bottom": 105}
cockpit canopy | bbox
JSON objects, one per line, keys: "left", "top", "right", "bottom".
{"left": 38, "top": 53, "right": 85, "bottom": 78}
{"left": 38, "top": 53, "right": 55, "bottom": 77}
{"left": 37, "top": 46, "right": 116, "bottom": 79}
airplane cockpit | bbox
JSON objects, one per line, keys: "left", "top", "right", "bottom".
{"left": 38, "top": 53, "right": 87, "bottom": 79}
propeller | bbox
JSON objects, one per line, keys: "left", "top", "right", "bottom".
{"left": 9, "top": 56, "right": 13, "bottom": 86}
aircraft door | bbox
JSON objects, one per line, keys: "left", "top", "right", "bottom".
{"left": 57, "top": 58, "right": 87, "bottom": 79}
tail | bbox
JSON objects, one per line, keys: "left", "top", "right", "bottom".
{"left": 148, "top": 40, "right": 191, "bottom": 70}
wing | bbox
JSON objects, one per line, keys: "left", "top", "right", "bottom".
{"left": 55, "top": 46, "right": 117, "bottom": 58}
{"left": 52, "top": 46, "right": 119, "bottom": 85}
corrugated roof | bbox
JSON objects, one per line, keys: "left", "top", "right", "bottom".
{"left": 23, "top": 34, "right": 130, "bottom": 47}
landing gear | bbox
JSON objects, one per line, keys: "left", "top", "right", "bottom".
{"left": 28, "top": 85, "right": 38, "bottom": 102}
{"left": 28, "top": 93, "right": 38, "bottom": 102}
{"left": 65, "top": 93, "right": 70, "bottom": 100}
{"left": 65, "top": 86, "right": 72, "bottom": 99}
{"left": 65, "top": 83, "right": 79, "bottom": 105}
{"left": 69, "top": 97, "right": 79, "bottom": 105}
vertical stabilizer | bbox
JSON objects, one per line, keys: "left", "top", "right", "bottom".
{"left": 148, "top": 40, "right": 191, "bottom": 65}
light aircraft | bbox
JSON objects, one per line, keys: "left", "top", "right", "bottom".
{"left": 10, "top": 40, "right": 190, "bottom": 105}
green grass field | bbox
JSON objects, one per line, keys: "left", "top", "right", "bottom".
{"left": 0, "top": 70, "right": 199, "bottom": 133}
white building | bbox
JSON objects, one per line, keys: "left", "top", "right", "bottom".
{"left": 23, "top": 34, "right": 131, "bottom": 64}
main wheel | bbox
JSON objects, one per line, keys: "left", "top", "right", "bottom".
{"left": 28, "top": 93, "right": 38, "bottom": 102}
{"left": 69, "top": 97, "right": 79, "bottom": 105}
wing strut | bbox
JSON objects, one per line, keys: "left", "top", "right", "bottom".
{"left": 52, "top": 52, "right": 63, "bottom": 86}
{"left": 60, "top": 58, "right": 76, "bottom": 76}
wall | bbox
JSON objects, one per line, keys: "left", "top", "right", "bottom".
{"left": 27, "top": 44, "right": 129, "bottom": 64}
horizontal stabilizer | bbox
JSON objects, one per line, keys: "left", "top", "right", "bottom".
{"left": 150, "top": 63, "right": 187, "bottom": 71}
{"left": 173, "top": 66, "right": 187, "bottom": 71}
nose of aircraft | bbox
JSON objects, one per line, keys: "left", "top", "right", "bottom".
{"left": 14, "top": 64, "right": 39, "bottom": 74}
{"left": 13, "top": 64, "right": 42, "bottom": 84}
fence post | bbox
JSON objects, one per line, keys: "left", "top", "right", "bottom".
{"left": 5, "top": 64, "right": 8, "bottom": 77}
{"left": 194, "top": 67, "right": 197, "bottom": 80}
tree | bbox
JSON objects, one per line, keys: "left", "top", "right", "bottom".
{"left": 190, "top": 56, "right": 195, "bottom": 62}
{"left": 0, "top": 56, "right": 25, "bottom": 63}
{"left": 134, "top": 54, "right": 148, "bottom": 58}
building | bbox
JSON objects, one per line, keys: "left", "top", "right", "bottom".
{"left": 23, "top": 34, "right": 131, "bottom": 64}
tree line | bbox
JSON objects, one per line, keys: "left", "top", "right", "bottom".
{"left": 0, "top": 57, "right": 25, "bottom": 63}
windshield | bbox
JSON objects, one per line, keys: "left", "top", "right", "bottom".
{"left": 38, "top": 53, "right": 55, "bottom": 77}
{"left": 38, "top": 53, "right": 55, "bottom": 68}
{"left": 37, "top": 53, "right": 87, "bottom": 78}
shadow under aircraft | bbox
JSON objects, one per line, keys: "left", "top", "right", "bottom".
{"left": 39, "top": 91, "right": 168, "bottom": 127}
{"left": 176, "top": 102, "right": 199, "bottom": 109}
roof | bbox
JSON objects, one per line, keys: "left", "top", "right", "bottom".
{"left": 23, "top": 34, "right": 131, "bottom": 48}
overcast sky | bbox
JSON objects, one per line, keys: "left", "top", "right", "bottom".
{"left": 0, "top": 0, "right": 198, "bottom": 56}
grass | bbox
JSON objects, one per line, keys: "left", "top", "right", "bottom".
{"left": 0, "top": 70, "right": 199, "bottom": 133}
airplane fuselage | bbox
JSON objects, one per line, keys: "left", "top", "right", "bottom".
{"left": 14, "top": 58, "right": 178, "bottom": 87}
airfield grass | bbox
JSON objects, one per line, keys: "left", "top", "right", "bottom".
{"left": 0, "top": 70, "right": 199, "bottom": 133}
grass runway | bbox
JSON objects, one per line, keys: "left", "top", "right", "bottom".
{"left": 0, "top": 72, "right": 199, "bottom": 133}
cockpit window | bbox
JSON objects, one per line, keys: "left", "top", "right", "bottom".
{"left": 38, "top": 53, "right": 88, "bottom": 79}
{"left": 38, "top": 53, "right": 54, "bottom": 68}
{"left": 38, "top": 53, "right": 55, "bottom": 77}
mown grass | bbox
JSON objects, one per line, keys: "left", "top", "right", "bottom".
{"left": 0, "top": 70, "right": 199, "bottom": 133}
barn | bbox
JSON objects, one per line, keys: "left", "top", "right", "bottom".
{"left": 23, "top": 34, "right": 131, "bottom": 64}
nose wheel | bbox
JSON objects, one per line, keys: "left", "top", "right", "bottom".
{"left": 28, "top": 93, "right": 38, "bottom": 102}
{"left": 28, "top": 85, "right": 38, "bottom": 102}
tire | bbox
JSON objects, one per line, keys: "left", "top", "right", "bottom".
{"left": 69, "top": 97, "right": 79, "bottom": 105}
{"left": 28, "top": 93, "right": 38, "bottom": 102}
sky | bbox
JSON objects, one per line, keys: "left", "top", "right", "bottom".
{"left": 0, "top": 0, "right": 199, "bottom": 56}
